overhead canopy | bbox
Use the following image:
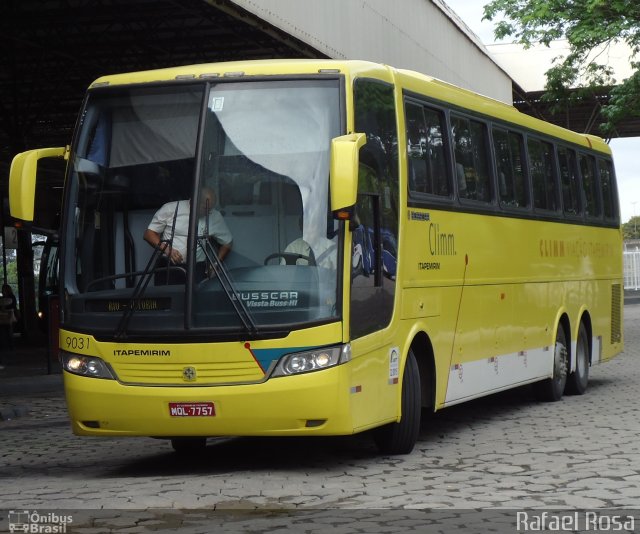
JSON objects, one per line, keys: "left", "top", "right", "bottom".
{"left": 2, "top": 0, "right": 638, "bottom": 230}
{"left": 0, "top": 0, "right": 326, "bottom": 229}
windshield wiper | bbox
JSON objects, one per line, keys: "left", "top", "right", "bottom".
{"left": 114, "top": 231, "right": 258, "bottom": 338}
{"left": 197, "top": 236, "right": 258, "bottom": 336}
{"left": 115, "top": 202, "right": 184, "bottom": 339}
{"left": 114, "top": 243, "right": 171, "bottom": 339}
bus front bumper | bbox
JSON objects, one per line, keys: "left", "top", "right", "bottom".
{"left": 63, "top": 365, "right": 354, "bottom": 437}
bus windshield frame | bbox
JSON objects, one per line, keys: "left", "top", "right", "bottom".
{"left": 61, "top": 77, "right": 345, "bottom": 340}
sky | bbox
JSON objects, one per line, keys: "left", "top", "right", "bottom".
{"left": 445, "top": 0, "right": 640, "bottom": 223}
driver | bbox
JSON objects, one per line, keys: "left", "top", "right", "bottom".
{"left": 282, "top": 236, "right": 315, "bottom": 265}
{"left": 144, "top": 187, "right": 232, "bottom": 283}
{"left": 280, "top": 216, "right": 314, "bottom": 265}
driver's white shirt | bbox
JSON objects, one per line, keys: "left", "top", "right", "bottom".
{"left": 147, "top": 200, "right": 232, "bottom": 261}
{"left": 283, "top": 237, "right": 336, "bottom": 269}
{"left": 283, "top": 238, "right": 313, "bottom": 265}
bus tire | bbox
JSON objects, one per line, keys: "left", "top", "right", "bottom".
{"left": 171, "top": 437, "right": 207, "bottom": 454}
{"left": 565, "top": 322, "right": 589, "bottom": 395}
{"left": 373, "top": 349, "right": 421, "bottom": 455}
{"left": 533, "top": 324, "right": 568, "bottom": 402}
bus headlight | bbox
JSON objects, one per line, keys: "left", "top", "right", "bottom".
{"left": 61, "top": 352, "right": 115, "bottom": 380}
{"left": 271, "top": 344, "right": 351, "bottom": 377}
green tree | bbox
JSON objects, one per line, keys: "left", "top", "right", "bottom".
{"left": 483, "top": 0, "right": 640, "bottom": 136}
{"left": 623, "top": 215, "right": 640, "bottom": 239}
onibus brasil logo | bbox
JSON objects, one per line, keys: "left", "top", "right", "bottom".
{"left": 7, "top": 511, "right": 73, "bottom": 533}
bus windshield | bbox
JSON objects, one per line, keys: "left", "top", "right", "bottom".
{"left": 64, "top": 79, "right": 342, "bottom": 337}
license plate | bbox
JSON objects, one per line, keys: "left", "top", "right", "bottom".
{"left": 169, "top": 402, "right": 216, "bottom": 417}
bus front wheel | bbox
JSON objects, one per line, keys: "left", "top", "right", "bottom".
{"left": 565, "top": 322, "right": 590, "bottom": 395}
{"left": 533, "top": 325, "right": 568, "bottom": 402}
{"left": 373, "top": 349, "right": 421, "bottom": 455}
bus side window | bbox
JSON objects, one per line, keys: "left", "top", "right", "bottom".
{"left": 492, "top": 128, "right": 527, "bottom": 208}
{"left": 599, "top": 159, "right": 618, "bottom": 221}
{"left": 405, "top": 101, "right": 450, "bottom": 198}
{"left": 451, "top": 115, "right": 492, "bottom": 203}
{"left": 558, "top": 146, "right": 580, "bottom": 216}
{"left": 406, "top": 102, "right": 428, "bottom": 194}
{"left": 528, "top": 137, "right": 558, "bottom": 212}
{"left": 579, "top": 153, "right": 601, "bottom": 218}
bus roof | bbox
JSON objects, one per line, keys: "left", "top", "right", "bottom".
{"left": 89, "top": 58, "right": 611, "bottom": 156}
{"left": 89, "top": 59, "right": 384, "bottom": 87}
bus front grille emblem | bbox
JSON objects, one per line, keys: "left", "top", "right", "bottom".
{"left": 182, "top": 367, "right": 197, "bottom": 382}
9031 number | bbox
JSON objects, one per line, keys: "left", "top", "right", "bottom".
{"left": 64, "top": 335, "right": 91, "bottom": 351}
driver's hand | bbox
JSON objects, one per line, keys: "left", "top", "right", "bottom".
{"left": 167, "top": 247, "right": 183, "bottom": 264}
{"left": 206, "top": 264, "right": 218, "bottom": 279}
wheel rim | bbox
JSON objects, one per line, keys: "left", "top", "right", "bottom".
{"left": 554, "top": 339, "right": 568, "bottom": 387}
{"left": 576, "top": 334, "right": 588, "bottom": 376}
{"left": 574, "top": 326, "right": 590, "bottom": 391}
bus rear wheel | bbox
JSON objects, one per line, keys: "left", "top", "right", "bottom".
{"left": 373, "top": 349, "right": 421, "bottom": 455}
{"left": 533, "top": 324, "right": 568, "bottom": 402}
{"left": 565, "top": 322, "right": 590, "bottom": 395}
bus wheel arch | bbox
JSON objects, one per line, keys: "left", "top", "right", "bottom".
{"left": 533, "top": 314, "right": 570, "bottom": 402}
{"left": 566, "top": 313, "right": 592, "bottom": 395}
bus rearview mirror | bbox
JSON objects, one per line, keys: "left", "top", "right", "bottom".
{"left": 330, "top": 133, "right": 366, "bottom": 216}
{"left": 9, "top": 147, "right": 66, "bottom": 222}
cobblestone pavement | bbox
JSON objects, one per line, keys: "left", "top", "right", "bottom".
{"left": 1, "top": 307, "right": 640, "bottom": 531}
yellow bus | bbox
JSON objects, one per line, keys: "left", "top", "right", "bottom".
{"left": 9, "top": 60, "right": 623, "bottom": 454}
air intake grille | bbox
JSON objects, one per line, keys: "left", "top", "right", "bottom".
{"left": 611, "top": 283, "right": 622, "bottom": 344}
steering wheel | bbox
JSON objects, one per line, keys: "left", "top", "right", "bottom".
{"left": 264, "top": 252, "right": 316, "bottom": 266}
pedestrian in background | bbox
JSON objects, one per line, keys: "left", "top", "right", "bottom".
{"left": 0, "top": 284, "right": 18, "bottom": 368}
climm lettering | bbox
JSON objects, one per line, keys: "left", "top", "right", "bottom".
{"left": 429, "top": 223, "right": 456, "bottom": 256}
{"left": 113, "top": 349, "right": 171, "bottom": 356}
